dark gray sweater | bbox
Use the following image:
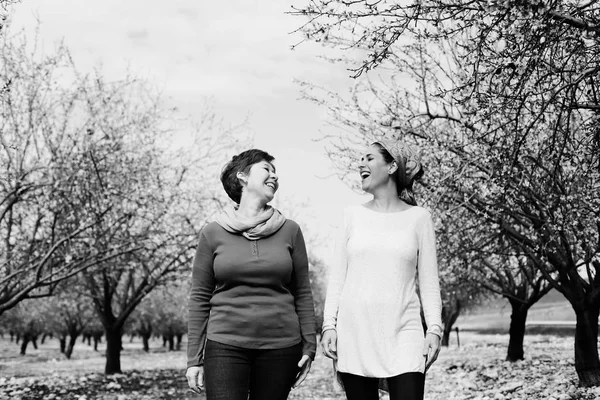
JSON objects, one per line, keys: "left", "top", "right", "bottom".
{"left": 187, "top": 219, "right": 317, "bottom": 368}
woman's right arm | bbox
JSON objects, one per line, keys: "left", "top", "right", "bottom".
{"left": 321, "top": 209, "right": 350, "bottom": 335}
{"left": 187, "top": 229, "right": 216, "bottom": 368}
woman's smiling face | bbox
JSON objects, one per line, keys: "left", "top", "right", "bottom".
{"left": 241, "top": 160, "right": 279, "bottom": 203}
{"left": 358, "top": 144, "right": 393, "bottom": 193}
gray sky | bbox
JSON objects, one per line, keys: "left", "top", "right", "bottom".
{"left": 9, "top": 0, "right": 369, "bottom": 259}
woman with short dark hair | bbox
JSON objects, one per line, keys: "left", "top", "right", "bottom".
{"left": 321, "top": 139, "right": 442, "bottom": 400}
{"left": 185, "top": 149, "right": 317, "bottom": 400}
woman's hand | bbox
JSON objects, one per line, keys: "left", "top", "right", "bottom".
{"left": 321, "top": 329, "right": 338, "bottom": 360}
{"left": 423, "top": 333, "right": 441, "bottom": 372}
{"left": 186, "top": 366, "right": 204, "bottom": 394}
{"left": 293, "top": 355, "right": 312, "bottom": 388}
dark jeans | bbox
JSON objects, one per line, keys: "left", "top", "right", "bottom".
{"left": 339, "top": 371, "right": 425, "bottom": 400}
{"left": 204, "top": 339, "right": 302, "bottom": 400}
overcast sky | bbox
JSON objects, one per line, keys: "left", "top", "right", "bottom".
{"left": 9, "top": 0, "right": 370, "bottom": 259}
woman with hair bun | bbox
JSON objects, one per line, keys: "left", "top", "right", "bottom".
{"left": 321, "top": 138, "right": 443, "bottom": 400}
{"left": 185, "top": 149, "right": 317, "bottom": 400}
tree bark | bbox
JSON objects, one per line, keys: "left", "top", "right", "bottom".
{"left": 137, "top": 320, "right": 152, "bottom": 352}
{"left": 20, "top": 334, "right": 30, "bottom": 355}
{"left": 65, "top": 333, "right": 79, "bottom": 359}
{"left": 442, "top": 327, "right": 450, "bottom": 346}
{"left": 104, "top": 326, "right": 123, "bottom": 374}
{"left": 176, "top": 334, "right": 183, "bottom": 351}
{"left": 442, "top": 321, "right": 457, "bottom": 346}
{"left": 167, "top": 335, "right": 175, "bottom": 352}
{"left": 575, "top": 307, "right": 600, "bottom": 386}
{"left": 59, "top": 336, "right": 67, "bottom": 353}
{"left": 441, "top": 299, "right": 461, "bottom": 347}
{"left": 506, "top": 301, "right": 529, "bottom": 362}
{"left": 142, "top": 334, "right": 151, "bottom": 352}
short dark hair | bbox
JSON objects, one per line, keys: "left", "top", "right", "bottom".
{"left": 220, "top": 149, "right": 275, "bottom": 204}
{"left": 373, "top": 143, "right": 424, "bottom": 206}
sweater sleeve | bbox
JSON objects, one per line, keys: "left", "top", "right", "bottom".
{"left": 291, "top": 226, "right": 317, "bottom": 360}
{"left": 322, "top": 208, "right": 350, "bottom": 332}
{"left": 187, "top": 228, "right": 216, "bottom": 368}
{"left": 417, "top": 210, "right": 443, "bottom": 333}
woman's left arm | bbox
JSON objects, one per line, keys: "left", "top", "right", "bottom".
{"left": 290, "top": 226, "right": 317, "bottom": 387}
{"left": 417, "top": 210, "right": 443, "bottom": 370}
{"left": 291, "top": 226, "right": 317, "bottom": 360}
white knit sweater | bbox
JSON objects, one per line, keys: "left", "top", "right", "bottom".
{"left": 322, "top": 205, "right": 442, "bottom": 377}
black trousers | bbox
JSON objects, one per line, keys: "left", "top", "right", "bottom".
{"left": 204, "top": 339, "right": 302, "bottom": 400}
{"left": 339, "top": 371, "right": 425, "bottom": 400}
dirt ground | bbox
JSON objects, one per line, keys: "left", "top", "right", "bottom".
{"left": 1, "top": 332, "right": 600, "bottom": 399}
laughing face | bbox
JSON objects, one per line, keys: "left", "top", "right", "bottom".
{"left": 241, "top": 160, "right": 279, "bottom": 203}
{"left": 359, "top": 144, "right": 394, "bottom": 193}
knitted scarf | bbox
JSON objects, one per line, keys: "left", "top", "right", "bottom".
{"left": 215, "top": 205, "right": 286, "bottom": 240}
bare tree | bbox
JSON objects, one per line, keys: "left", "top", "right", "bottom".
{"left": 49, "top": 282, "right": 96, "bottom": 359}
{"left": 435, "top": 211, "right": 487, "bottom": 347}
{"left": 1, "top": 25, "right": 252, "bottom": 374}
{"left": 63, "top": 71, "right": 251, "bottom": 374}
{"left": 440, "top": 204, "right": 552, "bottom": 358}
{"left": 0, "top": 29, "right": 135, "bottom": 315}
{"left": 1, "top": 299, "right": 44, "bottom": 355}
{"left": 0, "top": 1, "right": 18, "bottom": 37}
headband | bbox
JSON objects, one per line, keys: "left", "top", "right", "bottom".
{"left": 372, "top": 139, "right": 423, "bottom": 181}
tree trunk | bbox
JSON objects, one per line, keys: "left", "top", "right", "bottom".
{"left": 65, "top": 333, "right": 79, "bottom": 359}
{"left": 442, "top": 327, "right": 450, "bottom": 346}
{"left": 506, "top": 301, "right": 529, "bottom": 362}
{"left": 142, "top": 334, "right": 151, "bottom": 352}
{"left": 31, "top": 335, "right": 38, "bottom": 349}
{"left": 59, "top": 336, "right": 67, "bottom": 353}
{"left": 575, "top": 307, "right": 600, "bottom": 386}
{"left": 93, "top": 336, "right": 100, "bottom": 351}
{"left": 176, "top": 334, "right": 183, "bottom": 351}
{"left": 441, "top": 299, "right": 461, "bottom": 347}
{"left": 167, "top": 335, "right": 175, "bottom": 352}
{"left": 104, "top": 326, "right": 123, "bottom": 374}
{"left": 40, "top": 333, "right": 47, "bottom": 344}
{"left": 20, "top": 334, "right": 30, "bottom": 355}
